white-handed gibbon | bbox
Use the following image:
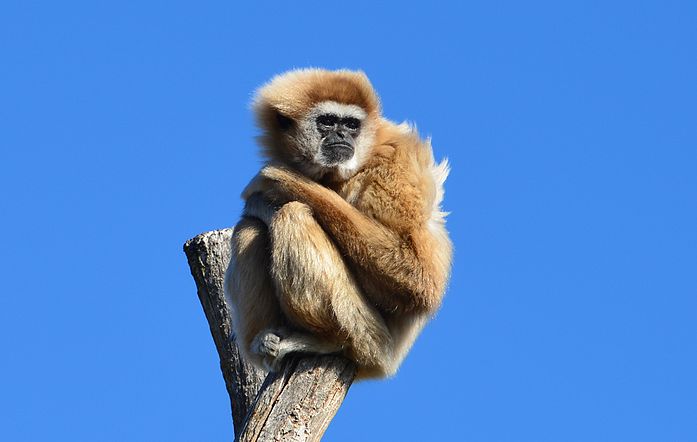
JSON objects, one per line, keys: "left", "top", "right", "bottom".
{"left": 224, "top": 68, "right": 452, "bottom": 379}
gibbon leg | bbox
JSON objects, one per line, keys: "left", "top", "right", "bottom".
{"left": 224, "top": 216, "right": 283, "bottom": 369}
{"left": 267, "top": 201, "right": 395, "bottom": 377}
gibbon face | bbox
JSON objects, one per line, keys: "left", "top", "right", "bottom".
{"left": 253, "top": 69, "right": 381, "bottom": 180}
{"left": 284, "top": 101, "right": 376, "bottom": 179}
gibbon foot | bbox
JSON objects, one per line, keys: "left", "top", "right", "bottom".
{"left": 252, "top": 328, "right": 344, "bottom": 372}
{"left": 252, "top": 329, "right": 284, "bottom": 371}
{"left": 253, "top": 330, "right": 281, "bottom": 357}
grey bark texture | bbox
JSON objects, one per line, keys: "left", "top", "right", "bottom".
{"left": 183, "top": 229, "right": 266, "bottom": 432}
{"left": 184, "top": 229, "right": 357, "bottom": 441}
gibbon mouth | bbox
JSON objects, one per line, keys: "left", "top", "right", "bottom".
{"left": 325, "top": 142, "right": 353, "bottom": 150}
{"left": 322, "top": 143, "right": 354, "bottom": 164}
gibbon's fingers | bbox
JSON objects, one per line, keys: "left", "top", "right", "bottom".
{"left": 241, "top": 172, "right": 275, "bottom": 200}
{"left": 260, "top": 164, "right": 315, "bottom": 187}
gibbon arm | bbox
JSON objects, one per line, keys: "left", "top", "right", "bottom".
{"left": 259, "top": 166, "right": 444, "bottom": 314}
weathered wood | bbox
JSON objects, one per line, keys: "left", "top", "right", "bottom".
{"left": 184, "top": 229, "right": 356, "bottom": 441}
{"left": 184, "top": 229, "right": 267, "bottom": 435}
{"left": 238, "top": 356, "right": 356, "bottom": 442}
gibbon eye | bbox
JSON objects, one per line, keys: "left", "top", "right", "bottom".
{"left": 276, "top": 112, "right": 294, "bottom": 131}
{"left": 316, "top": 114, "right": 339, "bottom": 127}
{"left": 343, "top": 117, "right": 361, "bottom": 131}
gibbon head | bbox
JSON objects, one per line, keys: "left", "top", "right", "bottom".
{"left": 252, "top": 68, "right": 381, "bottom": 180}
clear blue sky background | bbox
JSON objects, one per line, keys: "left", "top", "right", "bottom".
{"left": 1, "top": 1, "right": 695, "bottom": 441}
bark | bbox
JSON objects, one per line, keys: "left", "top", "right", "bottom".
{"left": 238, "top": 356, "right": 355, "bottom": 442}
{"left": 184, "top": 229, "right": 356, "bottom": 441}
{"left": 184, "top": 229, "right": 266, "bottom": 433}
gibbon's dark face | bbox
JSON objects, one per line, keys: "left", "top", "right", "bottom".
{"left": 315, "top": 113, "right": 361, "bottom": 165}
{"left": 282, "top": 101, "right": 374, "bottom": 179}
{"left": 276, "top": 101, "right": 377, "bottom": 179}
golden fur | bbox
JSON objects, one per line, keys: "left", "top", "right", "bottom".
{"left": 224, "top": 68, "right": 452, "bottom": 378}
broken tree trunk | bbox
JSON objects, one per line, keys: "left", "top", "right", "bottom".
{"left": 184, "top": 229, "right": 356, "bottom": 441}
{"left": 183, "top": 228, "right": 266, "bottom": 432}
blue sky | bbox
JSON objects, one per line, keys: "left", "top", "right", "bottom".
{"left": 1, "top": 1, "right": 696, "bottom": 441}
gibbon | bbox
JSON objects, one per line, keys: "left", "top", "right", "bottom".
{"left": 224, "top": 68, "right": 452, "bottom": 378}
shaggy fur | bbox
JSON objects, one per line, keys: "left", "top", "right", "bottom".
{"left": 224, "top": 68, "right": 452, "bottom": 378}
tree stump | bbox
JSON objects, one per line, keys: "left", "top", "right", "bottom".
{"left": 184, "top": 229, "right": 356, "bottom": 441}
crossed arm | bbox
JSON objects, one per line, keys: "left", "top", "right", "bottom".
{"left": 244, "top": 166, "right": 444, "bottom": 314}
